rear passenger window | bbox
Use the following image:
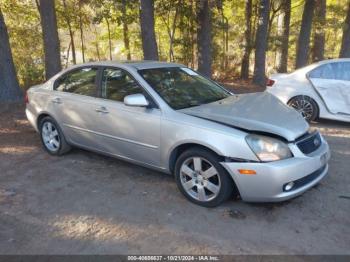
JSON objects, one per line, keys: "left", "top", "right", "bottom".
{"left": 309, "top": 62, "right": 350, "bottom": 81}
{"left": 55, "top": 67, "right": 98, "bottom": 96}
{"left": 309, "top": 64, "right": 335, "bottom": 79}
{"left": 101, "top": 68, "right": 143, "bottom": 102}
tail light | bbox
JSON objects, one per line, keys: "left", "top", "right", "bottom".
{"left": 266, "top": 78, "right": 275, "bottom": 87}
{"left": 24, "top": 91, "right": 29, "bottom": 104}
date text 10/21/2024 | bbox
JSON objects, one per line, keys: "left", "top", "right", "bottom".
{"left": 127, "top": 255, "right": 220, "bottom": 261}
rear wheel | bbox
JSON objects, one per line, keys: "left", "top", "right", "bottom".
{"left": 174, "top": 147, "right": 235, "bottom": 207}
{"left": 39, "top": 116, "right": 71, "bottom": 155}
{"left": 288, "top": 96, "right": 319, "bottom": 122}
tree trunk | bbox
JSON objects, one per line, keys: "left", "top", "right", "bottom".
{"left": 217, "top": 0, "right": 228, "bottom": 71}
{"left": 197, "top": 0, "right": 212, "bottom": 77}
{"left": 252, "top": 0, "right": 270, "bottom": 86}
{"left": 340, "top": 2, "right": 350, "bottom": 58}
{"left": 95, "top": 41, "right": 101, "bottom": 61}
{"left": 267, "top": 2, "right": 280, "bottom": 43}
{"left": 0, "top": 8, "right": 22, "bottom": 102}
{"left": 140, "top": 0, "right": 159, "bottom": 60}
{"left": 38, "top": 0, "right": 62, "bottom": 79}
{"left": 79, "top": 3, "right": 85, "bottom": 63}
{"left": 295, "top": 0, "right": 315, "bottom": 68}
{"left": 311, "top": 0, "right": 326, "bottom": 62}
{"left": 121, "top": 0, "right": 131, "bottom": 60}
{"left": 276, "top": 0, "right": 291, "bottom": 73}
{"left": 224, "top": 16, "right": 229, "bottom": 70}
{"left": 62, "top": 0, "right": 76, "bottom": 65}
{"left": 169, "top": 1, "right": 181, "bottom": 62}
{"left": 94, "top": 26, "right": 101, "bottom": 61}
{"left": 158, "top": 30, "right": 162, "bottom": 58}
{"left": 190, "top": 0, "right": 195, "bottom": 68}
{"left": 35, "top": 0, "right": 40, "bottom": 10}
{"left": 65, "top": 40, "right": 71, "bottom": 68}
{"left": 160, "top": 1, "right": 181, "bottom": 62}
{"left": 106, "top": 18, "right": 112, "bottom": 60}
{"left": 179, "top": 3, "right": 190, "bottom": 65}
{"left": 79, "top": 18, "right": 85, "bottom": 63}
{"left": 241, "top": 0, "right": 253, "bottom": 79}
{"left": 68, "top": 29, "right": 76, "bottom": 64}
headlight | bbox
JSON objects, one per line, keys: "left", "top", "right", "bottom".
{"left": 245, "top": 134, "right": 292, "bottom": 162}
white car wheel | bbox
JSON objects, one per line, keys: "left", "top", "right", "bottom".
{"left": 288, "top": 96, "right": 319, "bottom": 122}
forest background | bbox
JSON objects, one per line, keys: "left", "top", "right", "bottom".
{"left": 1, "top": 0, "right": 349, "bottom": 101}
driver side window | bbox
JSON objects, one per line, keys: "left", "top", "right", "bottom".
{"left": 332, "top": 62, "right": 350, "bottom": 81}
{"left": 101, "top": 68, "right": 143, "bottom": 102}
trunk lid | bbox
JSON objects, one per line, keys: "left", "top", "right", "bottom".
{"left": 269, "top": 73, "right": 289, "bottom": 80}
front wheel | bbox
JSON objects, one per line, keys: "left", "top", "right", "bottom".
{"left": 174, "top": 147, "right": 235, "bottom": 207}
{"left": 288, "top": 96, "right": 319, "bottom": 122}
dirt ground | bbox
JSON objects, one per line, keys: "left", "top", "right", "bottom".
{"left": 0, "top": 87, "right": 350, "bottom": 254}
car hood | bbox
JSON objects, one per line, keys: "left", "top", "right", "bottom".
{"left": 180, "top": 92, "right": 309, "bottom": 141}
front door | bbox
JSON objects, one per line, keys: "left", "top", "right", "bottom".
{"left": 92, "top": 67, "right": 161, "bottom": 167}
{"left": 308, "top": 62, "right": 350, "bottom": 115}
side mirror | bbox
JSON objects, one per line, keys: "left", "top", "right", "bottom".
{"left": 124, "top": 93, "right": 149, "bottom": 107}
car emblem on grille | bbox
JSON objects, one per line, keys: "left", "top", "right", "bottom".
{"left": 313, "top": 137, "right": 320, "bottom": 147}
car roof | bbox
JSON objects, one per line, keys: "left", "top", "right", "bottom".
{"left": 67, "top": 60, "right": 185, "bottom": 70}
{"left": 314, "top": 58, "right": 350, "bottom": 65}
{"left": 290, "top": 58, "right": 350, "bottom": 75}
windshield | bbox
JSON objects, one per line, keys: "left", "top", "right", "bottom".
{"left": 138, "top": 67, "right": 231, "bottom": 109}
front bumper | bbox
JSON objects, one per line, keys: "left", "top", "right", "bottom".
{"left": 221, "top": 137, "right": 330, "bottom": 202}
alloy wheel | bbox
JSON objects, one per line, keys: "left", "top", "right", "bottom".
{"left": 289, "top": 97, "right": 314, "bottom": 120}
{"left": 180, "top": 157, "right": 221, "bottom": 202}
{"left": 41, "top": 121, "right": 60, "bottom": 152}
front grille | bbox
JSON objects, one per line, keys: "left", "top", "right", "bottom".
{"left": 283, "top": 165, "right": 327, "bottom": 192}
{"left": 296, "top": 132, "right": 322, "bottom": 154}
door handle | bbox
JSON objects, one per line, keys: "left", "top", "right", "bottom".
{"left": 51, "top": 97, "right": 62, "bottom": 104}
{"left": 95, "top": 106, "right": 109, "bottom": 114}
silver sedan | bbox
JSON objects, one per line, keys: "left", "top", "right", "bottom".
{"left": 25, "top": 61, "right": 330, "bottom": 207}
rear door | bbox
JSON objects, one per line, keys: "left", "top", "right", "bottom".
{"left": 51, "top": 66, "right": 106, "bottom": 150}
{"left": 92, "top": 67, "right": 161, "bottom": 167}
{"left": 308, "top": 62, "right": 350, "bottom": 115}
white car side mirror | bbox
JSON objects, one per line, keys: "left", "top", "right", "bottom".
{"left": 124, "top": 93, "right": 149, "bottom": 107}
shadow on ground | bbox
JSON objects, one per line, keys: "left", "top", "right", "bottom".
{"left": 0, "top": 104, "right": 349, "bottom": 254}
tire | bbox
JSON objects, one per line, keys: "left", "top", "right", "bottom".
{"left": 287, "top": 96, "right": 319, "bottom": 122}
{"left": 39, "top": 116, "right": 71, "bottom": 155}
{"left": 174, "top": 147, "right": 235, "bottom": 207}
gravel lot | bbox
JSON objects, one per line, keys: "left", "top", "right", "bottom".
{"left": 0, "top": 99, "right": 349, "bottom": 255}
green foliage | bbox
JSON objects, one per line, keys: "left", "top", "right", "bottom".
{"left": 1, "top": 0, "right": 44, "bottom": 89}
{"left": 0, "top": 0, "right": 349, "bottom": 88}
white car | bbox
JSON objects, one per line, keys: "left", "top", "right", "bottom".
{"left": 266, "top": 58, "right": 350, "bottom": 122}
